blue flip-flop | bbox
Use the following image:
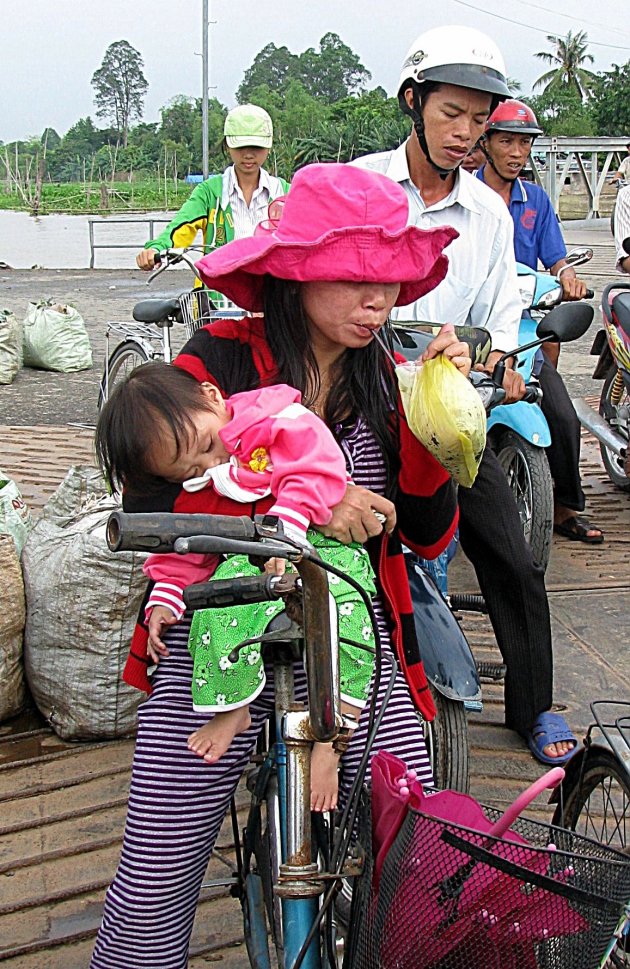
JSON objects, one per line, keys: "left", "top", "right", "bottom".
{"left": 526, "top": 711, "right": 578, "bottom": 766}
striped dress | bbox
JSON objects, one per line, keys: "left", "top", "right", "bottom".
{"left": 90, "top": 419, "right": 434, "bottom": 969}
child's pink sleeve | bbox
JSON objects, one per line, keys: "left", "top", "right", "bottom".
{"left": 143, "top": 551, "right": 218, "bottom": 620}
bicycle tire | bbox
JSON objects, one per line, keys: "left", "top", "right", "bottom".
{"left": 424, "top": 687, "right": 470, "bottom": 793}
{"left": 249, "top": 772, "right": 284, "bottom": 966}
{"left": 98, "top": 339, "right": 151, "bottom": 409}
{"left": 494, "top": 429, "right": 553, "bottom": 570}
{"left": 554, "top": 749, "right": 630, "bottom": 967}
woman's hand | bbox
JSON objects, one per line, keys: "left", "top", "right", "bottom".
{"left": 316, "top": 484, "right": 396, "bottom": 545}
{"left": 421, "top": 322, "right": 472, "bottom": 377}
{"left": 147, "top": 606, "right": 177, "bottom": 662}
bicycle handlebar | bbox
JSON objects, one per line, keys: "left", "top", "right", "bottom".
{"left": 106, "top": 511, "right": 256, "bottom": 553}
{"left": 184, "top": 572, "right": 289, "bottom": 610}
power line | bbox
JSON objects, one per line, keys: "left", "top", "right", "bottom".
{"left": 450, "top": 0, "right": 630, "bottom": 51}
{"left": 512, "top": 0, "right": 630, "bottom": 42}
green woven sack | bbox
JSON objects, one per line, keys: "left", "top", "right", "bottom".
{"left": 23, "top": 300, "right": 92, "bottom": 372}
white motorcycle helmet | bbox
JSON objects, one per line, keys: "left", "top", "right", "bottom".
{"left": 397, "top": 25, "right": 511, "bottom": 177}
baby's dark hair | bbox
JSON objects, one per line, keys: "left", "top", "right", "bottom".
{"left": 95, "top": 361, "right": 217, "bottom": 494}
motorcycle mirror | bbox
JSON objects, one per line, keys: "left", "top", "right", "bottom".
{"left": 536, "top": 302, "right": 594, "bottom": 343}
{"left": 564, "top": 246, "right": 593, "bottom": 267}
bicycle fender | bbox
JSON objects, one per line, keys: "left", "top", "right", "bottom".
{"left": 243, "top": 874, "right": 273, "bottom": 969}
{"left": 486, "top": 400, "right": 551, "bottom": 447}
{"left": 405, "top": 556, "right": 481, "bottom": 704}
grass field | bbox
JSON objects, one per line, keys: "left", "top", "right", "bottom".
{"left": 0, "top": 179, "right": 193, "bottom": 215}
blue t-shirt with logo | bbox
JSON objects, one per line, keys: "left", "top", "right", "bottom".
{"left": 476, "top": 166, "right": 566, "bottom": 271}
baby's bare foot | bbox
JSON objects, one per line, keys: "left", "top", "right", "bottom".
{"left": 188, "top": 707, "right": 252, "bottom": 764}
{"left": 310, "top": 742, "right": 340, "bottom": 812}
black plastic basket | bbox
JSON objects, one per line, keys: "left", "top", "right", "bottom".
{"left": 347, "top": 793, "right": 630, "bottom": 969}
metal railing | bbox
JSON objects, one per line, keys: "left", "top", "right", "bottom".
{"left": 528, "top": 137, "right": 629, "bottom": 219}
{"left": 87, "top": 217, "right": 171, "bottom": 268}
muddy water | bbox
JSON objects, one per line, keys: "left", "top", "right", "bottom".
{"left": 0, "top": 210, "right": 174, "bottom": 270}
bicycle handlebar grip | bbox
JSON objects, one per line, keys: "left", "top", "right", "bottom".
{"left": 585, "top": 289, "right": 595, "bottom": 300}
{"left": 184, "top": 574, "right": 279, "bottom": 610}
{"left": 106, "top": 511, "right": 256, "bottom": 553}
{"left": 522, "top": 385, "right": 543, "bottom": 404}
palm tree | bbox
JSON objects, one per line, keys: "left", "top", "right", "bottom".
{"left": 533, "top": 30, "right": 597, "bottom": 101}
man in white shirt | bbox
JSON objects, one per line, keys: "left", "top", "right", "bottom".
{"left": 612, "top": 142, "right": 630, "bottom": 185}
{"left": 353, "top": 25, "right": 577, "bottom": 765}
{"left": 614, "top": 183, "right": 630, "bottom": 274}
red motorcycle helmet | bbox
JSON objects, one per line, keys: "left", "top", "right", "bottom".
{"left": 484, "top": 100, "right": 543, "bottom": 137}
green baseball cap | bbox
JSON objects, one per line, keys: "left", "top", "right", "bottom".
{"left": 224, "top": 104, "right": 273, "bottom": 149}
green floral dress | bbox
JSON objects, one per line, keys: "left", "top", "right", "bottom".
{"left": 187, "top": 531, "right": 376, "bottom": 712}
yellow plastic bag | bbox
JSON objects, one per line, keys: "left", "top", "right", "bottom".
{"left": 396, "top": 356, "right": 486, "bottom": 487}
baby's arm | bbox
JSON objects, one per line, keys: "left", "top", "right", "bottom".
{"left": 143, "top": 550, "right": 217, "bottom": 661}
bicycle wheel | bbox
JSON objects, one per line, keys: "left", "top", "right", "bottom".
{"left": 494, "top": 429, "right": 553, "bottom": 570}
{"left": 424, "top": 687, "right": 469, "bottom": 793}
{"left": 98, "top": 340, "right": 151, "bottom": 409}
{"left": 555, "top": 750, "right": 630, "bottom": 967}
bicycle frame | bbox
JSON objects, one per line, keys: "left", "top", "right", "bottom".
{"left": 106, "top": 510, "right": 361, "bottom": 969}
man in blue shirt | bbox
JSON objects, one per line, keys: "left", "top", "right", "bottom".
{"left": 477, "top": 99, "right": 603, "bottom": 544}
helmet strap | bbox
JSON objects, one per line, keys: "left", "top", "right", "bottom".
{"left": 399, "top": 84, "right": 453, "bottom": 181}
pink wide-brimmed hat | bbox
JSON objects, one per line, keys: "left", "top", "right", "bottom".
{"left": 195, "top": 163, "right": 457, "bottom": 311}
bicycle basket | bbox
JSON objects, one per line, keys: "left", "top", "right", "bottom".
{"left": 349, "top": 793, "right": 630, "bottom": 969}
{"left": 178, "top": 289, "right": 235, "bottom": 340}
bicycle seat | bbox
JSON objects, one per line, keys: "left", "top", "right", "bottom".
{"left": 133, "top": 298, "right": 181, "bottom": 325}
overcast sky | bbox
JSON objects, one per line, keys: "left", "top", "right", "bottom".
{"left": 2, "top": 0, "right": 630, "bottom": 143}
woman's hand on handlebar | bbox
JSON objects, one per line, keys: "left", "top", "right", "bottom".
{"left": 136, "top": 247, "right": 159, "bottom": 271}
{"left": 317, "top": 484, "right": 396, "bottom": 545}
{"left": 421, "top": 322, "right": 472, "bottom": 377}
{"left": 147, "top": 605, "right": 177, "bottom": 661}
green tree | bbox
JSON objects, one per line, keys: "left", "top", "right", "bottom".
{"left": 527, "top": 89, "right": 595, "bottom": 136}
{"left": 237, "top": 44, "right": 299, "bottom": 103}
{"left": 591, "top": 62, "right": 630, "bottom": 135}
{"left": 297, "top": 32, "right": 371, "bottom": 102}
{"left": 91, "top": 40, "right": 148, "bottom": 147}
{"left": 533, "top": 30, "right": 597, "bottom": 101}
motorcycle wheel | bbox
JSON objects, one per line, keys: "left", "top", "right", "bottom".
{"left": 423, "top": 686, "right": 469, "bottom": 793}
{"left": 599, "top": 365, "right": 630, "bottom": 492}
{"left": 494, "top": 430, "right": 553, "bottom": 571}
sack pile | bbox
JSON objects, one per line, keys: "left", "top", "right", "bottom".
{"left": 0, "top": 536, "right": 27, "bottom": 721}
{"left": 22, "top": 300, "right": 92, "bottom": 372}
{"left": 0, "top": 309, "right": 23, "bottom": 385}
{"left": 22, "top": 466, "right": 147, "bottom": 740}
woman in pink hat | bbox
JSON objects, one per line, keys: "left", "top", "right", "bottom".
{"left": 91, "top": 162, "right": 471, "bottom": 968}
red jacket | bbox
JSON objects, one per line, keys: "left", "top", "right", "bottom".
{"left": 123, "top": 317, "right": 458, "bottom": 720}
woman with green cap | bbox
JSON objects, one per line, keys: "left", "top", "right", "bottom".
{"left": 136, "top": 104, "right": 290, "bottom": 273}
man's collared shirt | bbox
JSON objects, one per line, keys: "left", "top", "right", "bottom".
{"left": 614, "top": 184, "right": 630, "bottom": 273}
{"left": 222, "top": 165, "right": 274, "bottom": 239}
{"left": 352, "top": 142, "right": 522, "bottom": 352}
{"left": 476, "top": 166, "right": 566, "bottom": 272}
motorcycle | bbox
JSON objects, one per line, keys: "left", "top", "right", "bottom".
{"left": 572, "top": 245, "right": 630, "bottom": 491}
{"left": 393, "top": 301, "right": 594, "bottom": 794}
{"left": 394, "top": 247, "right": 594, "bottom": 570}
{"left": 487, "top": 247, "right": 594, "bottom": 569}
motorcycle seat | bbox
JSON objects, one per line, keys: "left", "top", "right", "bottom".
{"left": 612, "top": 292, "right": 630, "bottom": 341}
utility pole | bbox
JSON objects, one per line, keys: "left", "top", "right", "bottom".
{"left": 202, "top": 0, "right": 209, "bottom": 178}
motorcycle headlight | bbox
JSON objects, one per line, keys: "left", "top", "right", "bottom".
{"left": 534, "top": 286, "right": 563, "bottom": 309}
{"left": 518, "top": 276, "right": 536, "bottom": 308}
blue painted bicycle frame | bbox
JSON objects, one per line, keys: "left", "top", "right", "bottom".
{"left": 275, "top": 719, "right": 321, "bottom": 969}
